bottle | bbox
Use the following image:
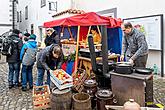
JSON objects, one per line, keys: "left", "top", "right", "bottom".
{"left": 153, "top": 64, "right": 158, "bottom": 75}
{"left": 123, "top": 99, "right": 141, "bottom": 110}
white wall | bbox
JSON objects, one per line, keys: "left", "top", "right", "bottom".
{"left": 0, "top": 0, "right": 12, "bottom": 35}
{"left": 17, "top": 0, "right": 165, "bottom": 74}
{"left": 74, "top": 0, "right": 165, "bottom": 74}
{"left": 18, "top": 0, "right": 72, "bottom": 41}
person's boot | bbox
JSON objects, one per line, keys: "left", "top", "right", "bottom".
{"left": 9, "top": 85, "right": 13, "bottom": 89}
{"left": 29, "top": 86, "right": 33, "bottom": 90}
{"left": 22, "top": 87, "right": 27, "bottom": 91}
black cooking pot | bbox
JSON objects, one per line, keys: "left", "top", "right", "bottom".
{"left": 134, "top": 67, "right": 153, "bottom": 74}
{"left": 114, "top": 62, "right": 133, "bottom": 74}
{"left": 96, "top": 60, "right": 116, "bottom": 72}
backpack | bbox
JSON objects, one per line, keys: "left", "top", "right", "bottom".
{"left": 22, "top": 48, "right": 37, "bottom": 66}
{"left": 1, "top": 37, "right": 13, "bottom": 56}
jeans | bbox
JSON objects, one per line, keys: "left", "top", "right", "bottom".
{"left": 8, "top": 63, "right": 19, "bottom": 86}
{"left": 36, "top": 68, "right": 50, "bottom": 86}
{"left": 22, "top": 65, "right": 33, "bottom": 88}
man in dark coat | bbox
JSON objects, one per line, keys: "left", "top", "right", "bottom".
{"left": 44, "top": 28, "right": 60, "bottom": 46}
{"left": 36, "top": 44, "right": 64, "bottom": 86}
{"left": 6, "top": 29, "right": 23, "bottom": 88}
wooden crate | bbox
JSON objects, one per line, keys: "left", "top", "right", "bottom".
{"left": 33, "top": 85, "right": 51, "bottom": 110}
{"left": 73, "top": 69, "right": 89, "bottom": 92}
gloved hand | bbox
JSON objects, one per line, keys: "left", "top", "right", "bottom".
{"left": 120, "top": 54, "right": 125, "bottom": 61}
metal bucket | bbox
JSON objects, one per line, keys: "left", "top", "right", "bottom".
{"left": 51, "top": 88, "right": 72, "bottom": 110}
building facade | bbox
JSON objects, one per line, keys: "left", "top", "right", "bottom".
{"left": 0, "top": 0, "right": 13, "bottom": 35}
{"left": 17, "top": 0, "right": 165, "bottom": 75}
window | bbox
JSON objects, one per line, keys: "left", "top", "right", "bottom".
{"left": 20, "top": 11, "right": 22, "bottom": 22}
{"left": 41, "top": 0, "right": 46, "bottom": 8}
{"left": 31, "top": 24, "right": 34, "bottom": 34}
{"left": 17, "top": 11, "right": 19, "bottom": 22}
{"left": 25, "top": 6, "right": 28, "bottom": 20}
{"left": 49, "top": 1, "right": 57, "bottom": 11}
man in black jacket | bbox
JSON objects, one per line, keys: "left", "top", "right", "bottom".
{"left": 44, "top": 28, "right": 60, "bottom": 46}
{"left": 7, "top": 29, "right": 23, "bottom": 88}
{"left": 36, "top": 44, "right": 63, "bottom": 86}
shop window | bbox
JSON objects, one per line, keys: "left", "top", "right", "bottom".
{"left": 41, "top": 0, "right": 46, "bottom": 8}
{"left": 25, "top": 6, "right": 28, "bottom": 20}
{"left": 49, "top": 1, "right": 57, "bottom": 11}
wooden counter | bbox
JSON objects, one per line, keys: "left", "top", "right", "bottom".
{"left": 78, "top": 55, "right": 118, "bottom": 76}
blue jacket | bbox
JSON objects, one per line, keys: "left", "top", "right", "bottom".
{"left": 20, "top": 39, "right": 37, "bottom": 60}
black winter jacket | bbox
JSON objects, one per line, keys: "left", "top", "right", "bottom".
{"left": 44, "top": 31, "right": 60, "bottom": 46}
{"left": 6, "top": 33, "right": 23, "bottom": 63}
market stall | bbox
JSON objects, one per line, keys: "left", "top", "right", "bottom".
{"left": 44, "top": 12, "right": 122, "bottom": 75}
{"left": 41, "top": 12, "right": 123, "bottom": 110}
{"left": 40, "top": 12, "right": 161, "bottom": 110}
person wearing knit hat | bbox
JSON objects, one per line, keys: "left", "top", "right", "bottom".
{"left": 29, "top": 34, "right": 37, "bottom": 40}
{"left": 20, "top": 34, "right": 37, "bottom": 91}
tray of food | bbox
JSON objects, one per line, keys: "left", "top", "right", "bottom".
{"left": 50, "top": 69, "right": 73, "bottom": 85}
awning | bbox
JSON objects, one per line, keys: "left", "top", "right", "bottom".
{"left": 44, "top": 12, "right": 122, "bottom": 28}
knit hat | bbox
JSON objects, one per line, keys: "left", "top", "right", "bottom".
{"left": 12, "top": 29, "right": 20, "bottom": 34}
{"left": 29, "top": 34, "right": 36, "bottom": 40}
{"left": 24, "top": 32, "right": 30, "bottom": 37}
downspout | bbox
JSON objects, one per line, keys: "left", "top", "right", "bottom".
{"left": 12, "top": 0, "right": 15, "bottom": 29}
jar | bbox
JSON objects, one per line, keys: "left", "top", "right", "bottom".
{"left": 83, "top": 79, "right": 97, "bottom": 109}
{"left": 95, "top": 89, "right": 117, "bottom": 110}
{"left": 83, "top": 79, "right": 97, "bottom": 97}
{"left": 123, "top": 99, "right": 141, "bottom": 110}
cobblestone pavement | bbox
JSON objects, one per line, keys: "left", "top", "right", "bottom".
{"left": 0, "top": 58, "right": 165, "bottom": 109}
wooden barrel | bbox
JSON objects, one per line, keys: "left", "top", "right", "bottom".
{"left": 51, "top": 88, "right": 72, "bottom": 110}
{"left": 72, "top": 92, "right": 91, "bottom": 110}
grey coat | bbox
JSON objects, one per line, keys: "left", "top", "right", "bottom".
{"left": 122, "top": 28, "right": 148, "bottom": 61}
{"left": 36, "top": 44, "right": 63, "bottom": 70}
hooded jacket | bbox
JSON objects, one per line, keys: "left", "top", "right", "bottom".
{"left": 20, "top": 39, "right": 37, "bottom": 61}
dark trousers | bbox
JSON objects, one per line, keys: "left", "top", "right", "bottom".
{"left": 134, "top": 54, "right": 148, "bottom": 67}
{"left": 21, "top": 65, "right": 33, "bottom": 88}
{"left": 8, "top": 62, "right": 19, "bottom": 86}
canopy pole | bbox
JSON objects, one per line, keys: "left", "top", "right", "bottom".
{"left": 74, "top": 26, "right": 80, "bottom": 76}
{"left": 85, "top": 26, "right": 91, "bottom": 43}
{"left": 97, "top": 25, "right": 102, "bottom": 37}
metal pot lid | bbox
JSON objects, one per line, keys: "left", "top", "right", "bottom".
{"left": 97, "top": 89, "right": 113, "bottom": 98}
{"left": 84, "top": 79, "right": 97, "bottom": 87}
{"left": 117, "top": 62, "right": 133, "bottom": 66}
{"left": 135, "top": 67, "right": 153, "bottom": 74}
